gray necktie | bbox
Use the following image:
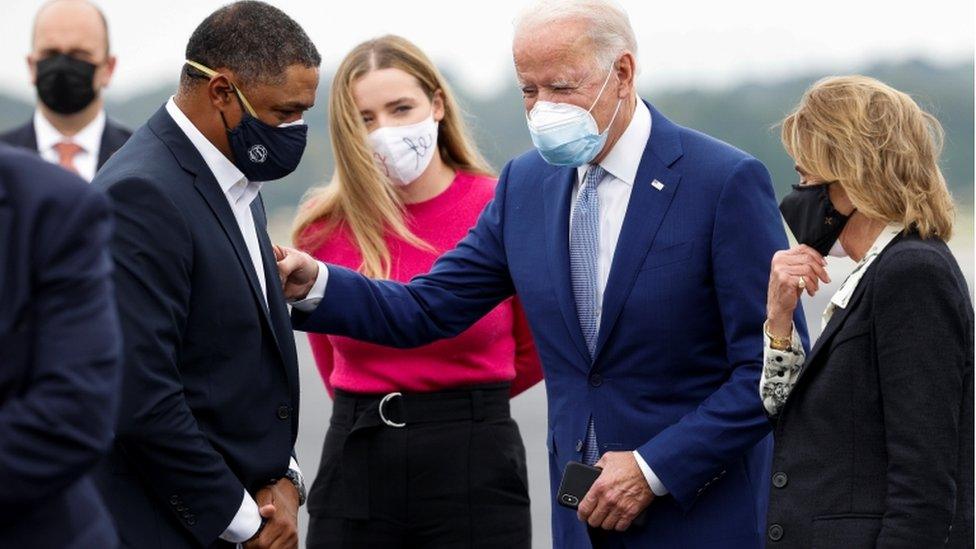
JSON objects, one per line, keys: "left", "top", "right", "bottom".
{"left": 570, "top": 164, "right": 606, "bottom": 464}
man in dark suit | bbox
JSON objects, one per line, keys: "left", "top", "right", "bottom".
{"left": 0, "top": 143, "right": 122, "bottom": 548}
{"left": 91, "top": 2, "right": 319, "bottom": 548}
{"left": 276, "top": 1, "right": 807, "bottom": 547}
{"left": 0, "top": 0, "right": 130, "bottom": 182}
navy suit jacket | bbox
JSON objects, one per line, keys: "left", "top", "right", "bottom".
{"left": 0, "top": 144, "right": 122, "bottom": 548}
{"left": 92, "top": 106, "right": 300, "bottom": 548}
{"left": 0, "top": 115, "right": 132, "bottom": 169}
{"left": 293, "top": 101, "right": 808, "bottom": 548}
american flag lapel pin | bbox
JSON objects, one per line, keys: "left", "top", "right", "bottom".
{"left": 651, "top": 179, "right": 665, "bottom": 191}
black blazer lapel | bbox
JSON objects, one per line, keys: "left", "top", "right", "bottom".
{"left": 593, "top": 101, "right": 684, "bottom": 361}
{"left": 97, "top": 120, "right": 131, "bottom": 168}
{"left": 542, "top": 165, "right": 592, "bottom": 367}
{"left": 147, "top": 106, "right": 281, "bottom": 357}
{"left": 0, "top": 120, "right": 38, "bottom": 153}
{"left": 0, "top": 183, "right": 10, "bottom": 303}
{"left": 794, "top": 264, "right": 877, "bottom": 388}
{"left": 253, "top": 198, "right": 300, "bottom": 404}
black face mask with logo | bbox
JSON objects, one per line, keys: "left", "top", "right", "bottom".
{"left": 36, "top": 54, "right": 98, "bottom": 115}
{"left": 185, "top": 60, "right": 308, "bottom": 182}
{"left": 779, "top": 183, "right": 852, "bottom": 256}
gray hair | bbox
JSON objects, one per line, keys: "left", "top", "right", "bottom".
{"left": 514, "top": 0, "right": 638, "bottom": 69}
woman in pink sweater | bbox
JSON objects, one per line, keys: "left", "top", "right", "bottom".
{"left": 292, "top": 35, "right": 542, "bottom": 548}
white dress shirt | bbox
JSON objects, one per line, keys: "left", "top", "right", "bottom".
{"left": 295, "top": 99, "right": 668, "bottom": 497}
{"left": 165, "top": 97, "right": 300, "bottom": 544}
{"left": 34, "top": 108, "right": 105, "bottom": 183}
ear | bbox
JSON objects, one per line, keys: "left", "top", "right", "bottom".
{"left": 26, "top": 54, "right": 37, "bottom": 86}
{"left": 431, "top": 89, "right": 446, "bottom": 123}
{"left": 207, "top": 71, "right": 239, "bottom": 115}
{"left": 98, "top": 55, "right": 117, "bottom": 89}
{"left": 614, "top": 51, "right": 636, "bottom": 99}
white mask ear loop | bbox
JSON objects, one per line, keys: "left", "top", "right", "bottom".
{"left": 586, "top": 61, "right": 619, "bottom": 113}
{"left": 588, "top": 61, "right": 623, "bottom": 134}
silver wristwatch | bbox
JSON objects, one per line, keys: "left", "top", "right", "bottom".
{"left": 284, "top": 468, "right": 307, "bottom": 507}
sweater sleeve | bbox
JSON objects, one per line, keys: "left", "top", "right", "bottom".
{"left": 509, "top": 297, "right": 543, "bottom": 397}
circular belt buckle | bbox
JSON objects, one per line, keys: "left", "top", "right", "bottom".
{"left": 378, "top": 392, "right": 406, "bottom": 428}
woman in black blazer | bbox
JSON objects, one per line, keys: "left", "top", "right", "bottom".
{"left": 760, "top": 76, "right": 973, "bottom": 548}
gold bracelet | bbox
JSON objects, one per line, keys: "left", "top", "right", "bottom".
{"left": 764, "top": 320, "right": 793, "bottom": 351}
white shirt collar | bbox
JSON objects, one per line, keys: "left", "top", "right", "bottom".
{"left": 829, "top": 222, "right": 904, "bottom": 312}
{"left": 164, "top": 96, "right": 261, "bottom": 207}
{"left": 576, "top": 99, "right": 652, "bottom": 186}
{"left": 33, "top": 108, "right": 105, "bottom": 156}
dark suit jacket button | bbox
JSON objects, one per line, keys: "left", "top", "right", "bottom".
{"left": 575, "top": 439, "right": 584, "bottom": 452}
{"left": 170, "top": 495, "right": 179, "bottom": 505}
{"left": 187, "top": 517, "right": 196, "bottom": 526}
{"left": 768, "top": 524, "right": 784, "bottom": 541}
{"left": 277, "top": 405, "right": 290, "bottom": 420}
{"left": 772, "top": 472, "right": 788, "bottom": 488}
{"left": 589, "top": 374, "right": 603, "bottom": 387}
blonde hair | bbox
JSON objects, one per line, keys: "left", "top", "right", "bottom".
{"left": 292, "top": 35, "right": 493, "bottom": 279}
{"left": 781, "top": 75, "right": 955, "bottom": 240}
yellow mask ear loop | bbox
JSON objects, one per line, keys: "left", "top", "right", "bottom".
{"left": 184, "top": 59, "right": 258, "bottom": 118}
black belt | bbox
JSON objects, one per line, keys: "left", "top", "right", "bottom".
{"left": 331, "top": 383, "right": 512, "bottom": 519}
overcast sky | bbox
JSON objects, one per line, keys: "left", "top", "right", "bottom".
{"left": 0, "top": 0, "right": 971, "bottom": 101}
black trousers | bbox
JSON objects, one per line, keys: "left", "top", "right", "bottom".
{"left": 306, "top": 383, "right": 532, "bottom": 549}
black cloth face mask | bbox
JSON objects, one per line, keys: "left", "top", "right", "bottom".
{"left": 186, "top": 60, "right": 308, "bottom": 182}
{"left": 35, "top": 54, "right": 98, "bottom": 115}
{"left": 779, "top": 183, "right": 851, "bottom": 256}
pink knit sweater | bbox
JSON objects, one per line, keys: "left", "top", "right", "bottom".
{"left": 298, "top": 171, "right": 543, "bottom": 397}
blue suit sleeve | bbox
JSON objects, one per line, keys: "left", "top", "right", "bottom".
{"left": 637, "top": 157, "right": 809, "bottom": 509}
{"left": 0, "top": 187, "right": 122, "bottom": 510}
{"left": 105, "top": 177, "right": 248, "bottom": 545}
{"left": 292, "top": 162, "right": 517, "bottom": 345}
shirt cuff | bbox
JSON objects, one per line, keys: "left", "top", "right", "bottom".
{"left": 633, "top": 451, "right": 669, "bottom": 496}
{"left": 289, "top": 261, "right": 328, "bottom": 312}
{"left": 760, "top": 324, "right": 806, "bottom": 416}
{"left": 288, "top": 456, "right": 302, "bottom": 478}
{"left": 218, "top": 489, "right": 261, "bottom": 543}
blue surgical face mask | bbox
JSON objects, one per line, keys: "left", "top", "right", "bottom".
{"left": 525, "top": 64, "right": 622, "bottom": 167}
{"left": 186, "top": 60, "right": 309, "bottom": 181}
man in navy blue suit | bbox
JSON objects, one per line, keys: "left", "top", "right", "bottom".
{"left": 278, "top": 1, "right": 807, "bottom": 547}
{"left": 0, "top": 143, "right": 122, "bottom": 548}
{"left": 91, "top": 2, "right": 319, "bottom": 548}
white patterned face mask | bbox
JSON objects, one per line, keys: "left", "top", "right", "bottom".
{"left": 367, "top": 115, "right": 439, "bottom": 186}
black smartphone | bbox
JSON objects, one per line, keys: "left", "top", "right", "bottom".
{"left": 557, "top": 461, "right": 602, "bottom": 509}
{"left": 557, "top": 461, "right": 648, "bottom": 528}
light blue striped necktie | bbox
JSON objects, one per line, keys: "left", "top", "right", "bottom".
{"left": 571, "top": 164, "right": 606, "bottom": 465}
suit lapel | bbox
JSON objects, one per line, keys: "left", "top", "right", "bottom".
{"left": 0, "top": 184, "right": 10, "bottom": 305}
{"left": 97, "top": 122, "right": 118, "bottom": 168}
{"left": 793, "top": 265, "right": 875, "bottom": 389}
{"left": 253, "top": 199, "right": 299, "bottom": 393}
{"left": 542, "top": 165, "right": 592, "bottom": 367}
{"left": 593, "top": 102, "right": 684, "bottom": 361}
{"left": 192, "top": 173, "right": 278, "bottom": 333}
{"left": 22, "top": 120, "right": 38, "bottom": 152}
{"left": 147, "top": 106, "right": 284, "bottom": 363}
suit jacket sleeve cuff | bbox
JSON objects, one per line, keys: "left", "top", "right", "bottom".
{"left": 218, "top": 489, "right": 261, "bottom": 543}
{"left": 632, "top": 450, "right": 669, "bottom": 496}
{"left": 290, "top": 261, "right": 328, "bottom": 312}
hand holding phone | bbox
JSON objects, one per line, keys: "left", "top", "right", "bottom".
{"left": 557, "top": 461, "right": 648, "bottom": 529}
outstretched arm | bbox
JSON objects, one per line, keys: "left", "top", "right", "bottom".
{"left": 284, "top": 162, "right": 519, "bottom": 348}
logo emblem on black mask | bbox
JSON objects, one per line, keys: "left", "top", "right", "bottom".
{"left": 248, "top": 144, "right": 268, "bottom": 163}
